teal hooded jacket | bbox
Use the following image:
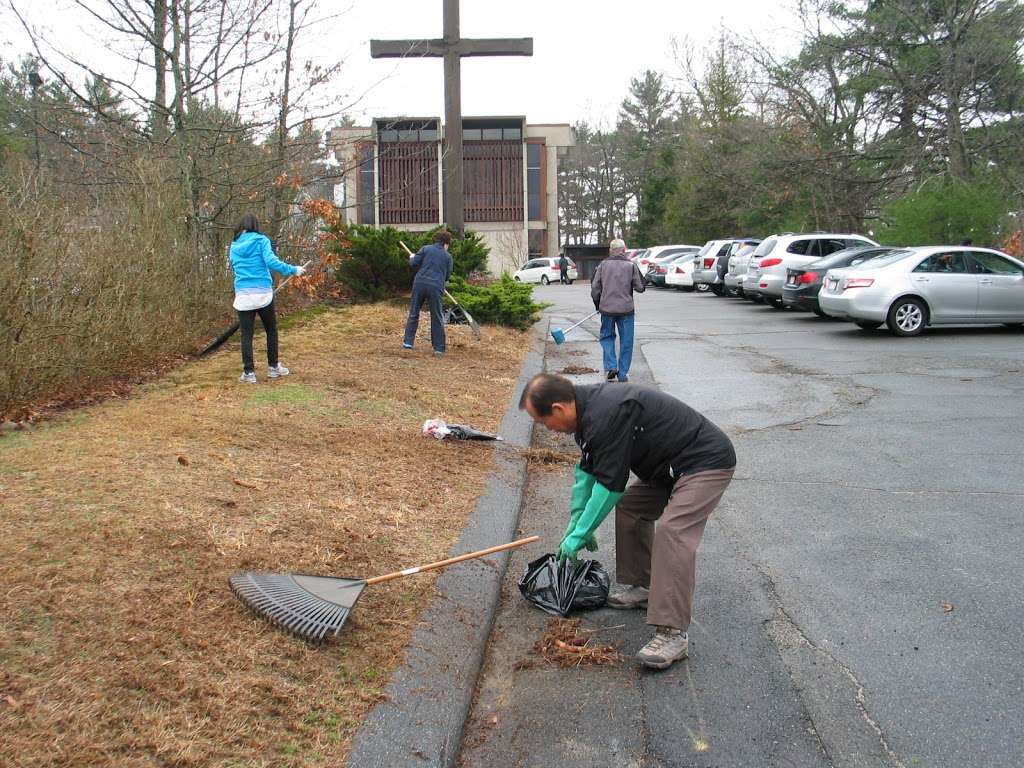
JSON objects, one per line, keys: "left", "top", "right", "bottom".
{"left": 229, "top": 232, "right": 298, "bottom": 291}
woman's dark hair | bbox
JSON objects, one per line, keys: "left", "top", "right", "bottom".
{"left": 434, "top": 229, "right": 452, "bottom": 247}
{"left": 518, "top": 373, "right": 576, "bottom": 416}
{"left": 233, "top": 214, "right": 262, "bottom": 241}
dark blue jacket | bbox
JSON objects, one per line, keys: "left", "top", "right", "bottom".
{"left": 410, "top": 243, "right": 453, "bottom": 290}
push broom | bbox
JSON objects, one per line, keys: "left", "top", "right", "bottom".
{"left": 230, "top": 535, "right": 539, "bottom": 642}
{"left": 399, "top": 241, "right": 482, "bottom": 341}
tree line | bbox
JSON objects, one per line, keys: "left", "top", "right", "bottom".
{"left": 559, "top": 0, "right": 1024, "bottom": 252}
{"left": 0, "top": 0, "right": 347, "bottom": 418}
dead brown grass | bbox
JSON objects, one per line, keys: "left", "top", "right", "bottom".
{"left": 0, "top": 303, "right": 531, "bottom": 767}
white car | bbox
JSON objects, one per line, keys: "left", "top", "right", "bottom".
{"left": 746, "top": 233, "right": 878, "bottom": 308}
{"left": 512, "top": 257, "right": 578, "bottom": 285}
{"left": 724, "top": 243, "right": 760, "bottom": 296}
{"left": 635, "top": 244, "right": 701, "bottom": 275}
{"left": 664, "top": 253, "right": 700, "bottom": 290}
{"left": 819, "top": 246, "right": 1024, "bottom": 336}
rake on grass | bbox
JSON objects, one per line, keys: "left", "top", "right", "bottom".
{"left": 399, "top": 240, "right": 482, "bottom": 341}
{"left": 230, "top": 535, "right": 539, "bottom": 642}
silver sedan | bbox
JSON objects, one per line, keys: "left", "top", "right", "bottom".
{"left": 819, "top": 246, "right": 1024, "bottom": 336}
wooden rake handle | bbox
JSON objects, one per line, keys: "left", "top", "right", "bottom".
{"left": 365, "top": 536, "right": 540, "bottom": 586}
{"left": 275, "top": 260, "right": 313, "bottom": 293}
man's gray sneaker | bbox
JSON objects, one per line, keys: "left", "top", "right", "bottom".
{"left": 637, "top": 627, "right": 688, "bottom": 670}
{"left": 606, "top": 584, "right": 649, "bottom": 609}
{"left": 239, "top": 371, "right": 257, "bottom": 384}
{"left": 268, "top": 363, "right": 290, "bottom": 379}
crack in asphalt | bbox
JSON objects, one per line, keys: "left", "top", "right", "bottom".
{"left": 716, "top": 515, "right": 905, "bottom": 768}
{"left": 730, "top": 477, "right": 1024, "bottom": 498}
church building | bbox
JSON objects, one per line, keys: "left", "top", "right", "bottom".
{"left": 328, "top": 117, "right": 574, "bottom": 276}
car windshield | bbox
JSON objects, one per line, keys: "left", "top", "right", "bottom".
{"left": 696, "top": 241, "right": 717, "bottom": 258}
{"left": 670, "top": 253, "right": 696, "bottom": 263}
{"left": 850, "top": 249, "right": 913, "bottom": 269}
{"left": 752, "top": 237, "right": 776, "bottom": 257}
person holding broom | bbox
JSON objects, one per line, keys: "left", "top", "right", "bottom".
{"left": 403, "top": 230, "right": 454, "bottom": 355}
{"left": 229, "top": 214, "right": 305, "bottom": 383}
{"left": 519, "top": 372, "right": 736, "bottom": 670}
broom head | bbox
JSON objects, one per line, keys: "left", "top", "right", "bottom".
{"left": 230, "top": 572, "right": 367, "bottom": 643}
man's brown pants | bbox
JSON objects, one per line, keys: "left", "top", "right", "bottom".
{"left": 614, "top": 468, "right": 735, "bottom": 631}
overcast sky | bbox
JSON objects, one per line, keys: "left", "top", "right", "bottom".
{"left": 3, "top": 0, "right": 800, "bottom": 129}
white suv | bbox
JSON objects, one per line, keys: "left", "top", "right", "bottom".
{"left": 746, "top": 233, "right": 878, "bottom": 308}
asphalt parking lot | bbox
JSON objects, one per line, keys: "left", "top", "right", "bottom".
{"left": 461, "top": 283, "right": 1024, "bottom": 768}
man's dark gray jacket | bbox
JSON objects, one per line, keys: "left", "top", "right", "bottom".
{"left": 591, "top": 252, "right": 645, "bottom": 315}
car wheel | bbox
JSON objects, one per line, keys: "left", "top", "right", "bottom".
{"left": 854, "top": 320, "right": 882, "bottom": 330}
{"left": 887, "top": 297, "right": 928, "bottom": 336}
{"left": 813, "top": 307, "right": 827, "bottom": 318}
{"left": 696, "top": 283, "right": 710, "bottom": 293}
{"left": 768, "top": 298, "right": 785, "bottom": 309}
{"left": 540, "top": 275, "right": 549, "bottom": 285}
{"left": 710, "top": 285, "right": 725, "bottom": 296}
{"left": 748, "top": 294, "right": 764, "bottom": 303}
{"left": 568, "top": 280, "right": 574, "bottom": 285}
{"left": 514, "top": 276, "right": 521, "bottom": 281}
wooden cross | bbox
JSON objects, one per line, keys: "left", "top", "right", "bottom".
{"left": 370, "top": 0, "right": 533, "bottom": 234}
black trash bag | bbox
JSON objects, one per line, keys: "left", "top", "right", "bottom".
{"left": 444, "top": 305, "right": 470, "bottom": 327}
{"left": 518, "top": 553, "right": 611, "bottom": 617}
{"left": 447, "top": 423, "right": 501, "bottom": 441}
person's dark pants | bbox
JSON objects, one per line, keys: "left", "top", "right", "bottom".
{"left": 238, "top": 300, "right": 279, "bottom": 373}
{"left": 404, "top": 282, "right": 446, "bottom": 352}
{"left": 560, "top": 268, "right": 569, "bottom": 284}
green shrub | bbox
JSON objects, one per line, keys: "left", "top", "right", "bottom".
{"left": 878, "top": 175, "right": 1013, "bottom": 247}
{"left": 330, "top": 225, "right": 491, "bottom": 299}
{"left": 336, "top": 225, "right": 414, "bottom": 300}
{"left": 447, "top": 275, "right": 549, "bottom": 330}
{"left": 403, "top": 227, "right": 490, "bottom": 277}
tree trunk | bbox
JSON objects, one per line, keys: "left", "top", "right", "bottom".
{"left": 152, "top": 0, "right": 168, "bottom": 141}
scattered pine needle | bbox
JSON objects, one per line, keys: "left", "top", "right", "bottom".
{"left": 520, "top": 448, "right": 577, "bottom": 468}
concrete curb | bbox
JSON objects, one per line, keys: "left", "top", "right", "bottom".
{"left": 345, "top": 324, "right": 548, "bottom": 768}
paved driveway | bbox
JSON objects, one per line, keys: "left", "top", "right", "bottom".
{"left": 460, "top": 284, "right": 1024, "bottom": 768}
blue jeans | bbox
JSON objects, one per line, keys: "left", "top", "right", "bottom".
{"left": 404, "top": 283, "right": 446, "bottom": 352}
{"left": 600, "top": 313, "right": 634, "bottom": 379}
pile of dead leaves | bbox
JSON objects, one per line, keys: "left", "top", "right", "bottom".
{"left": 519, "top": 618, "right": 621, "bottom": 669}
{"left": 558, "top": 364, "right": 598, "bottom": 375}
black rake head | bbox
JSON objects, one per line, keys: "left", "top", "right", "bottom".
{"left": 229, "top": 572, "right": 367, "bottom": 643}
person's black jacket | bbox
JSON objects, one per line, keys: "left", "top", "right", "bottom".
{"left": 573, "top": 383, "right": 735, "bottom": 492}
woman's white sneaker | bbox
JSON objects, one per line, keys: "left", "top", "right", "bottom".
{"left": 239, "top": 371, "right": 257, "bottom": 384}
{"left": 268, "top": 364, "right": 290, "bottom": 379}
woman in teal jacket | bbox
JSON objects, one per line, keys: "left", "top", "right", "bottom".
{"left": 228, "top": 214, "right": 305, "bottom": 383}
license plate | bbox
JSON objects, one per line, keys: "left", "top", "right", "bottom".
{"left": 826, "top": 278, "right": 839, "bottom": 291}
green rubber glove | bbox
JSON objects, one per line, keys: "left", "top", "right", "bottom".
{"left": 558, "top": 481, "right": 623, "bottom": 562}
{"left": 564, "top": 464, "right": 599, "bottom": 554}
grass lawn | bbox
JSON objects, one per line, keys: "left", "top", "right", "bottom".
{"left": 0, "top": 303, "right": 532, "bottom": 767}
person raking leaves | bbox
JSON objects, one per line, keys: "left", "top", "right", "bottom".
{"left": 519, "top": 373, "right": 736, "bottom": 670}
